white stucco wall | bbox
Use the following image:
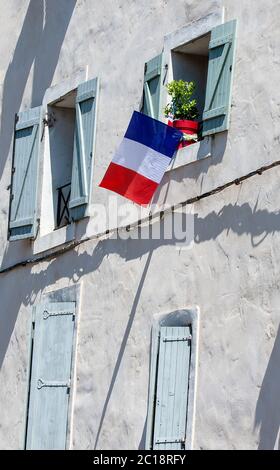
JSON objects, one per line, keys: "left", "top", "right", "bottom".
{"left": 0, "top": 0, "right": 280, "bottom": 450}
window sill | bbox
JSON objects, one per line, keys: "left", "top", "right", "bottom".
{"left": 166, "top": 136, "right": 212, "bottom": 172}
{"left": 33, "top": 223, "right": 75, "bottom": 255}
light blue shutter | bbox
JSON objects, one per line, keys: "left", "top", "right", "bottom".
{"left": 152, "top": 326, "right": 191, "bottom": 450}
{"left": 69, "top": 77, "right": 99, "bottom": 221}
{"left": 202, "top": 20, "right": 237, "bottom": 136}
{"left": 26, "top": 302, "right": 75, "bottom": 450}
{"left": 8, "top": 107, "right": 41, "bottom": 240}
{"left": 142, "top": 54, "right": 163, "bottom": 119}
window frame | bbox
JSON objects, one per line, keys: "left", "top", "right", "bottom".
{"left": 39, "top": 71, "right": 87, "bottom": 238}
{"left": 160, "top": 10, "right": 225, "bottom": 125}
{"left": 140, "top": 11, "right": 224, "bottom": 175}
{"left": 32, "top": 70, "right": 101, "bottom": 254}
{"left": 145, "top": 307, "right": 199, "bottom": 450}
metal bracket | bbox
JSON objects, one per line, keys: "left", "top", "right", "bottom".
{"left": 37, "top": 378, "right": 70, "bottom": 390}
{"left": 41, "top": 112, "right": 56, "bottom": 141}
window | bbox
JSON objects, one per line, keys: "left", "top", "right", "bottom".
{"left": 48, "top": 90, "right": 76, "bottom": 229}
{"left": 145, "top": 324, "right": 193, "bottom": 450}
{"left": 42, "top": 77, "right": 99, "bottom": 233}
{"left": 8, "top": 77, "right": 99, "bottom": 241}
{"left": 171, "top": 33, "right": 210, "bottom": 122}
{"left": 142, "top": 19, "right": 237, "bottom": 139}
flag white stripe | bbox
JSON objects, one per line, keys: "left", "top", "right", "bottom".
{"left": 112, "top": 138, "right": 171, "bottom": 183}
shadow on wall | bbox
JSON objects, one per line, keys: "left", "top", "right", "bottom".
{"left": 93, "top": 250, "right": 153, "bottom": 450}
{"left": 152, "top": 131, "right": 228, "bottom": 207}
{"left": 194, "top": 200, "right": 280, "bottom": 247}
{"left": 1, "top": 199, "right": 280, "bottom": 447}
{"left": 0, "top": 0, "right": 77, "bottom": 180}
{"left": 255, "top": 325, "right": 280, "bottom": 450}
{"left": 2, "top": 201, "right": 280, "bottom": 367}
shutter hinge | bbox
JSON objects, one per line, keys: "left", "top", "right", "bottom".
{"left": 41, "top": 112, "right": 56, "bottom": 141}
{"left": 34, "top": 218, "right": 40, "bottom": 239}
{"left": 31, "top": 321, "right": 35, "bottom": 338}
{"left": 163, "top": 335, "right": 192, "bottom": 342}
{"left": 163, "top": 63, "right": 168, "bottom": 84}
{"left": 43, "top": 309, "right": 75, "bottom": 320}
{"left": 43, "top": 112, "right": 56, "bottom": 128}
{"left": 144, "top": 62, "right": 147, "bottom": 74}
{"left": 10, "top": 194, "right": 14, "bottom": 201}
{"left": 37, "top": 378, "right": 70, "bottom": 390}
{"left": 155, "top": 437, "right": 185, "bottom": 445}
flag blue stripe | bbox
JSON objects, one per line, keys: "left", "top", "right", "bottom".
{"left": 124, "top": 111, "right": 182, "bottom": 158}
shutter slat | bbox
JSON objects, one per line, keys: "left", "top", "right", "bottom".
{"left": 209, "top": 33, "right": 234, "bottom": 49}
{"left": 73, "top": 102, "right": 88, "bottom": 199}
{"left": 202, "top": 20, "right": 237, "bottom": 136}
{"left": 16, "top": 117, "right": 41, "bottom": 130}
{"left": 204, "top": 42, "right": 231, "bottom": 111}
{"left": 69, "top": 77, "right": 99, "bottom": 221}
{"left": 9, "top": 107, "right": 41, "bottom": 240}
{"left": 9, "top": 217, "right": 34, "bottom": 229}
{"left": 203, "top": 106, "right": 227, "bottom": 120}
{"left": 142, "top": 54, "right": 163, "bottom": 120}
{"left": 144, "top": 82, "right": 155, "bottom": 119}
{"left": 152, "top": 326, "right": 191, "bottom": 450}
{"left": 26, "top": 302, "right": 75, "bottom": 450}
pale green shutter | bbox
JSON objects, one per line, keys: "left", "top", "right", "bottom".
{"left": 142, "top": 54, "right": 163, "bottom": 119}
{"left": 69, "top": 78, "right": 99, "bottom": 221}
{"left": 26, "top": 302, "right": 75, "bottom": 450}
{"left": 202, "top": 20, "right": 237, "bottom": 136}
{"left": 152, "top": 326, "right": 191, "bottom": 450}
{"left": 8, "top": 107, "right": 41, "bottom": 241}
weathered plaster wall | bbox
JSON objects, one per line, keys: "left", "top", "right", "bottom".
{"left": 0, "top": 0, "right": 280, "bottom": 450}
{"left": 73, "top": 167, "right": 280, "bottom": 450}
{"left": 1, "top": 0, "right": 280, "bottom": 265}
{"left": 1, "top": 163, "right": 280, "bottom": 449}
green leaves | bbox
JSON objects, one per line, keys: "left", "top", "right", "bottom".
{"left": 164, "top": 80, "right": 199, "bottom": 120}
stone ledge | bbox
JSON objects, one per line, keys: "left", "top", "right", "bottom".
{"left": 33, "top": 223, "right": 75, "bottom": 255}
{"left": 166, "top": 136, "right": 212, "bottom": 172}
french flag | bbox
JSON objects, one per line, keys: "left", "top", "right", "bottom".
{"left": 99, "top": 111, "right": 182, "bottom": 205}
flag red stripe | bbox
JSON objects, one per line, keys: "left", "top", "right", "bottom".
{"left": 99, "top": 162, "right": 158, "bottom": 205}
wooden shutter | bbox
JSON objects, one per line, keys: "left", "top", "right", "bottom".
{"left": 25, "top": 302, "right": 76, "bottom": 450}
{"left": 202, "top": 20, "right": 237, "bottom": 136}
{"left": 152, "top": 326, "right": 191, "bottom": 450}
{"left": 69, "top": 77, "right": 99, "bottom": 221}
{"left": 142, "top": 54, "right": 163, "bottom": 119}
{"left": 8, "top": 107, "right": 41, "bottom": 241}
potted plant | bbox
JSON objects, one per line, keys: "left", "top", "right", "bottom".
{"left": 164, "top": 80, "right": 200, "bottom": 148}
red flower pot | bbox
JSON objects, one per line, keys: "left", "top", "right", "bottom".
{"left": 168, "top": 119, "right": 199, "bottom": 149}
